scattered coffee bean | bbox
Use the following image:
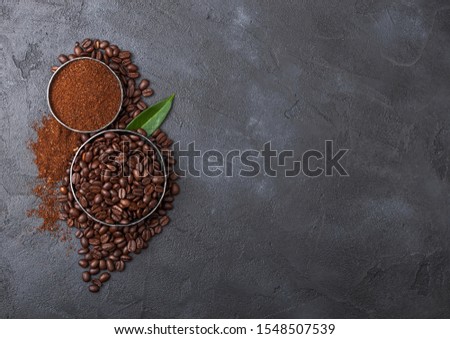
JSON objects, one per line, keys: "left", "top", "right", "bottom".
{"left": 58, "top": 54, "right": 69, "bottom": 64}
{"left": 142, "top": 88, "right": 154, "bottom": 97}
{"left": 99, "top": 272, "right": 110, "bottom": 283}
{"left": 78, "top": 259, "right": 88, "bottom": 268}
{"left": 119, "top": 51, "right": 131, "bottom": 59}
{"left": 139, "top": 79, "right": 149, "bottom": 90}
{"left": 82, "top": 271, "right": 91, "bottom": 282}
{"left": 89, "top": 284, "right": 100, "bottom": 293}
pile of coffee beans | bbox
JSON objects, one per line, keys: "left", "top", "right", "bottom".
{"left": 71, "top": 130, "right": 166, "bottom": 226}
{"left": 53, "top": 38, "right": 180, "bottom": 293}
{"left": 59, "top": 129, "right": 179, "bottom": 292}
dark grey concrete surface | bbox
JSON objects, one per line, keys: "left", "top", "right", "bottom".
{"left": 1, "top": 0, "right": 450, "bottom": 318}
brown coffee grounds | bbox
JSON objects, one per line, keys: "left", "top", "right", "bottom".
{"left": 49, "top": 58, "right": 122, "bottom": 131}
{"left": 28, "top": 115, "right": 81, "bottom": 232}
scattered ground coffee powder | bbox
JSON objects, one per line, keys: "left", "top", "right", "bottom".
{"left": 28, "top": 115, "right": 81, "bottom": 232}
{"left": 49, "top": 58, "right": 122, "bottom": 131}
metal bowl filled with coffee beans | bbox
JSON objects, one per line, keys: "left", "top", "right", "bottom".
{"left": 69, "top": 129, "right": 167, "bottom": 227}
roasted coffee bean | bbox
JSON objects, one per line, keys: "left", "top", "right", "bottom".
{"left": 105, "top": 46, "right": 113, "bottom": 57}
{"left": 111, "top": 55, "right": 121, "bottom": 63}
{"left": 74, "top": 46, "right": 83, "bottom": 56}
{"left": 104, "top": 132, "right": 116, "bottom": 139}
{"left": 139, "top": 79, "right": 149, "bottom": 90}
{"left": 78, "top": 259, "right": 89, "bottom": 268}
{"left": 115, "top": 260, "right": 125, "bottom": 272}
{"left": 90, "top": 259, "right": 99, "bottom": 269}
{"left": 127, "top": 64, "right": 138, "bottom": 72}
{"left": 94, "top": 194, "right": 103, "bottom": 204}
{"left": 119, "top": 65, "right": 127, "bottom": 75}
{"left": 106, "top": 259, "right": 115, "bottom": 272}
{"left": 92, "top": 279, "right": 102, "bottom": 287}
{"left": 89, "top": 238, "right": 101, "bottom": 246}
{"left": 89, "top": 284, "right": 100, "bottom": 293}
{"left": 110, "top": 62, "right": 120, "bottom": 72}
{"left": 160, "top": 216, "right": 170, "bottom": 226}
{"left": 80, "top": 237, "right": 89, "bottom": 248}
{"left": 122, "top": 58, "right": 132, "bottom": 67}
{"left": 99, "top": 259, "right": 107, "bottom": 270}
{"left": 152, "top": 176, "right": 164, "bottom": 185}
{"left": 142, "top": 230, "right": 151, "bottom": 241}
{"left": 114, "top": 238, "right": 126, "bottom": 246}
{"left": 127, "top": 240, "right": 137, "bottom": 253}
{"left": 69, "top": 207, "right": 80, "bottom": 217}
{"left": 72, "top": 172, "right": 80, "bottom": 185}
{"left": 58, "top": 54, "right": 69, "bottom": 64}
{"left": 118, "top": 188, "right": 126, "bottom": 199}
{"left": 92, "top": 250, "right": 102, "bottom": 260}
{"left": 137, "top": 100, "right": 147, "bottom": 110}
{"left": 142, "top": 88, "right": 154, "bottom": 97}
{"left": 99, "top": 40, "right": 109, "bottom": 49}
{"left": 78, "top": 213, "right": 88, "bottom": 223}
{"left": 85, "top": 229, "right": 94, "bottom": 239}
{"left": 99, "top": 272, "right": 111, "bottom": 283}
{"left": 119, "top": 51, "right": 131, "bottom": 59}
{"left": 100, "top": 234, "right": 109, "bottom": 244}
{"left": 89, "top": 267, "right": 100, "bottom": 275}
{"left": 99, "top": 225, "right": 109, "bottom": 235}
{"left": 116, "top": 241, "right": 127, "bottom": 249}
{"left": 148, "top": 218, "right": 158, "bottom": 227}
{"left": 84, "top": 151, "right": 93, "bottom": 163}
{"left": 81, "top": 39, "right": 92, "bottom": 48}
{"left": 102, "top": 243, "right": 115, "bottom": 251}
{"left": 136, "top": 128, "right": 147, "bottom": 136}
{"left": 78, "top": 248, "right": 89, "bottom": 255}
{"left": 82, "top": 271, "right": 91, "bottom": 282}
{"left": 136, "top": 237, "right": 144, "bottom": 249}
{"left": 171, "top": 183, "right": 180, "bottom": 195}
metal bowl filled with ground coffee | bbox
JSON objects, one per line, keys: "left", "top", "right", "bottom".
{"left": 69, "top": 129, "right": 167, "bottom": 227}
{"left": 47, "top": 57, "right": 123, "bottom": 133}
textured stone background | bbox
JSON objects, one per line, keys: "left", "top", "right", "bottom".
{"left": 1, "top": 0, "right": 450, "bottom": 318}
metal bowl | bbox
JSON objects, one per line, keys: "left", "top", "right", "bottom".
{"left": 69, "top": 129, "right": 167, "bottom": 227}
{"left": 47, "top": 57, "right": 124, "bottom": 134}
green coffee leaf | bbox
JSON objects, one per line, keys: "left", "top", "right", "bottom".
{"left": 126, "top": 94, "right": 175, "bottom": 135}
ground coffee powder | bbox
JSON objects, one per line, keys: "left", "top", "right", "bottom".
{"left": 49, "top": 58, "right": 122, "bottom": 131}
{"left": 28, "top": 115, "right": 81, "bottom": 232}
